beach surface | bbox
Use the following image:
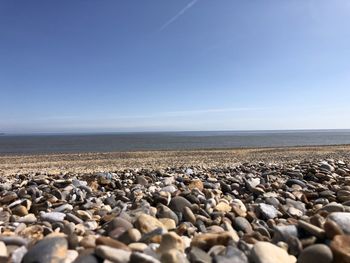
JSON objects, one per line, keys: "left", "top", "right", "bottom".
{"left": 1, "top": 145, "right": 350, "bottom": 262}
{"left": 1, "top": 145, "right": 350, "bottom": 176}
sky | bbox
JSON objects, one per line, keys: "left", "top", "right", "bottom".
{"left": 1, "top": 0, "right": 350, "bottom": 133}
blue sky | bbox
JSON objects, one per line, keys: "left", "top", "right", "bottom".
{"left": 1, "top": 0, "right": 350, "bottom": 133}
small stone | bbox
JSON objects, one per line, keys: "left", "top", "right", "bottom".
{"left": 161, "top": 248, "right": 189, "bottom": 263}
{"left": 65, "top": 250, "right": 79, "bottom": 263}
{"left": 129, "top": 251, "right": 161, "bottom": 263}
{"left": 159, "top": 218, "right": 176, "bottom": 230}
{"left": 327, "top": 212, "right": 350, "bottom": 234}
{"left": 158, "top": 232, "right": 184, "bottom": 254}
{"left": 157, "top": 204, "right": 179, "bottom": 225}
{"left": 118, "top": 228, "right": 142, "bottom": 244}
{"left": 330, "top": 235, "right": 350, "bottom": 263}
{"left": 17, "top": 214, "right": 37, "bottom": 224}
{"left": 0, "top": 210, "right": 11, "bottom": 223}
{"left": 324, "top": 220, "right": 344, "bottom": 239}
{"left": 1, "top": 192, "right": 17, "bottom": 203}
{"left": 135, "top": 214, "right": 165, "bottom": 234}
{"left": 73, "top": 253, "right": 101, "bottom": 263}
{"left": 298, "top": 244, "right": 333, "bottom": 263}
{"left": 183, "top": 206, "right": 196, "bottom": 224}
{"left": 53, "top": 204, "right": 73, "bottom": 213}
{"left": 22, "top": 237, "right": 68, "bottom": 263}
{"left": 188, "top": 247, "right": 211, "bottom": 263}
{"left": 214, "top": 245, "right": 249, "bottom": 263}
{"left": 257, "top": 203, "right": 279, "bottom": 219}
{"left": 215, "top": 202, "right": 232, "bottom": 213}
{"left": 95, "top": 245, "right": 131, "bottom": 263}
{"left": 12, "top": 205, "right": 28, "bottom": 216}
{"left": 320, "top": 203, "right": 344, "bottom": 213}
{"left": 169, "top": 196, "right": 192, "bottom": 214}
{"left": 79, "top": 235, "right": 97, "bottom": 248}
{"left": 298, "top": 220, "right": 325, "bottom": 239}
{"left": 233, "top": 217, "right": 253, "bottom": 233}
{"left": 320, "top": 163, "right": 334, "bottom": 172}
{"left": 191, "top": 232, "right": 238, "bottom": 251}
{"left": 251, "top": 242, "right": 296, "bottom": 263}
{"left": 10, "top": 246, "right": 27, "bottom": 263}
{"left": 273, "top": 225, "right": 298, "bottom": 243}
{"left": 136, "top": 176, "right": 148, "bottom": 185}
{"left": 128, "top": 242, "right": 148, "bottom": 252}
{"left": 96, "top": 236, "right": 131, "bottom": 251}
{"left": 188, "top": 179, "right": 204, "bottom": 191}
{"left": 40, "top": 211, "right": 66, "bottom": 223}
{"left": 0, "top": 241, "right": 8, "bottom": 260}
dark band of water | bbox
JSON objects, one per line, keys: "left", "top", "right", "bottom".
{"left": 0, "top": 130, "right": 350, "bottom": 154}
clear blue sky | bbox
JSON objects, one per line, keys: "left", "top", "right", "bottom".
{"left": 1, "top": 0, "right": 350, "bottom": 133}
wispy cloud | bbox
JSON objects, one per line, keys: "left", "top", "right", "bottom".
{"left": 159, "top": 0, "right": 199, "bottom": 32}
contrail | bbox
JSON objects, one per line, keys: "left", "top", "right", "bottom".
{"left": 159, "top": 0, "right": 199, "bottom": 32}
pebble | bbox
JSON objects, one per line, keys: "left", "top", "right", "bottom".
{"left": 327, "top": 212, "right": 350, "bottom": 234}
{"left": 330, "top": 235, "right": 350, "bottom": 263}
{"left": 96, "top": 236, "right": 131, "bottom": 251}
{"left": 0, "top": 241, "right": 8, "bottom": 260}
{"left": 161, "top": 248, "right": 189, "bottom": 263}
{"left": 158, "top": 232, "right": 184, "bottom": 254}
{"left": 135, "top": 214, "right": 165, "bottom": 234}
{"left": 233, "top": 217, "right": 253, "bottom": 233}
{"left": 188, "top": 247, "right": 211, "bottom": 263}
{"left": 21, "top": 237, "right": 68, "bottom": 263}
{"left": 251, "top": 242, "right": 296, "bottom": 263}
{"left": 129, "top": 251, "right": 161, "bottom": 263}
{"left": 191, "top": 232, "right": 238, "bottom": 251}
{"left": 95, "top": 245, "right": 131, "bottom": 263}
{"left": 40, "top": 211, "right": 66, "bottom": 223}
{"left": 298, "top": 244, "right": 333, "bottom": 263}
{"left": 169, "top": 196, "right": 192, "bottom": 214}
{"left": 257, "top": 203, "right": 278, "bottom": 219}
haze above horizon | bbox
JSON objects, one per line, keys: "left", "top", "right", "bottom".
{"left": 1, "top": 1, "right": 350, "bottom": 133}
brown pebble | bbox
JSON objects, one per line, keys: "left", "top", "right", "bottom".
{"left": 96, "top": 236, "right": 131, "bottom": 251}
{"left": 324, "top": 220, "right": 344, "bottom": 240}
{"left": 330, "top": 235, "right": 350, "bottom": 263}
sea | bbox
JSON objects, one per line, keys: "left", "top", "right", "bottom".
{"left": 0, "top": 130, "right": 350, "bottom": 155}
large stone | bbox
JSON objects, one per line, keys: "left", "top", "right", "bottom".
{"left": 298, "top": 244, "right": 333, "bottom": 263}
{"left": 169, "top": 196, "right": 192, "bottom": 214}
{"left": 327, "top": 212, "right": 350, "bottom": 234}
{"left": 191, "top": 232, "right": 238, "bottom": 251}
{"left": 40, "top": 211, "right": 66, "bottom": 223}
{"left": 158, "top": 232, "right": 184, "bottom": 254}
{"left": 188, "top": 179, "right": 204, "bottom": 191}
{"left": 0, "top": 241, "right": 8, "bottom": 261}
{"left": 215, "top": 202, "right": 232, "bottom": 213}
{"left": 96, "top": 236, "right": 131, "bottom": 251}
{"left": 188, "top": 247, "right": 211, "bottom": 263}
{"left": 251, "top": 242, "right": 296, "bottom": 263}
{"left": 330, "top": 235, "right": 350, "bottom": 263}
{"left": 233, "top": 217, "right": 252, "bottom": 234}
{"left": 161, "top": 249, "right": 189, "bottom": 263}
{"left": 22, "top": 237, "right": 68, "bottom": 263}
{"left": 129, "top": 252, "right": 161, "bottom": 263}
{"left": 95, "top": 245, "right": 131, "bottom": 263}
{"left": 134, "top": 214, "right": 165, "bottom": 234}
{"left": 257, "top": 203, "right": 278, "bottom": 219}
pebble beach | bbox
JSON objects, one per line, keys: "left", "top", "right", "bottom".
{"left": 1, "top": 146, "right": 350, "bottom": 263}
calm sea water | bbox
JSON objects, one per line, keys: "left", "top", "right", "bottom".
{"left": 0, "top": 130, "right": 350, "bottom": 154}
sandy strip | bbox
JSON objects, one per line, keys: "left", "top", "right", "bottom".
{"left": 0, "top": 145, "right": 350, "bottom": 176}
